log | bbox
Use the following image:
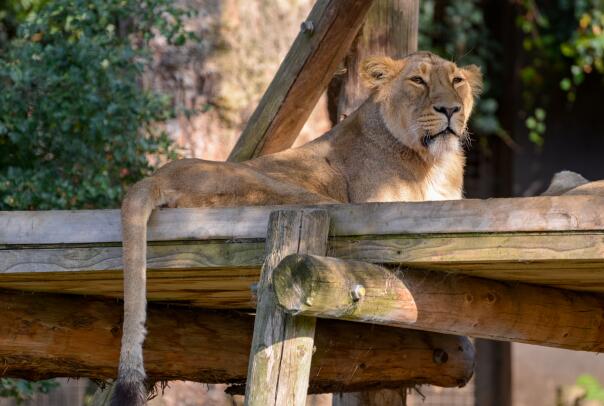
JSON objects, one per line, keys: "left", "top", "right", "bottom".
{"left": 0, "top": 290, "right": 475, "bottom": 392}
{"left": 227, "top": 0, "right": 375, "bottom": 162}
{"left": 273, "top": 254, "right": 604, "bottom": 352}
{"left": 245, "top": 210, "right": 329, "bottom": 405}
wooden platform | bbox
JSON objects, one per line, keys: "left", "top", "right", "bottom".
{"left": 1, "top": 195, "right": 603, "bottom": 309}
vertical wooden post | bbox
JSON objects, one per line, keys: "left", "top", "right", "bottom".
{"left": 330, "top": 0, "right": 419, "bottom": 122}
{"left": 329, "top": 1, "right": 418, "bottom": 405}
{"left": 475, "top": 339, "right": 512, "bottom": 406}
{"left": 244, "top": 209, "right": 329, "bottom": 406}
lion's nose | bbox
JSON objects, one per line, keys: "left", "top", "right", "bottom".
{"left": 434, "top": 105, "right": 461, "bottom": 119}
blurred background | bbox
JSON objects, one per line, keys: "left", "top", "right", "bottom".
{"left": 0, "top": 0, "right": 603, "bottom": 405}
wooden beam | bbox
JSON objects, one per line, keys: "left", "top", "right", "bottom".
{"left": 2, "top": 229, "right": 604, "bottom": 307}
{"left": 3, "top": 196, "right": 603, "bottom": 245}
{"left": 0, "top": 290, "right": 475, "bottom": 391}
{"left": 272, "top": 254, "right": 604, "bottom": 352}
{"left": 227, "top": 0, "right": 375, "bottom": 162}
{"left": 2, "top": 196, "right": 604, "bottom": 305}
{"left": 245, "top": 210, "right": 329, "bottom": 405}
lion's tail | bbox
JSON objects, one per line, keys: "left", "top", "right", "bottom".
{"left": 112, "top": 178, "right": 163, "bottom": 406}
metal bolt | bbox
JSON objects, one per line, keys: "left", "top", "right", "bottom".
{"left": 300, "top": 20, "right": 314, "bottom": 35}
{"left": 351, "top": 284, "right": 366, "bottom": 302}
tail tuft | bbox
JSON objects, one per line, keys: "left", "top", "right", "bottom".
{"left": 111, "top": 373, "right": 147, "bottom": 406}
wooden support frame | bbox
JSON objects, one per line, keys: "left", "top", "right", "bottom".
{"left": 2, "top": 196, "right": 604, "bottom": 309}
{"left": 272, "top": 254, "right": 604, "bottom": 352}
{"left": 245, "top": 210, "right": 329, "bottom": 405}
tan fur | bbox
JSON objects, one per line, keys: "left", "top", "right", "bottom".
{"left": 112, "top": 51, "right": 483, "bottom": 405}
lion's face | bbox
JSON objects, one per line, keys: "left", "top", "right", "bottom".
{"left": 361, "top": 52, "right": 483, "bottom": 160}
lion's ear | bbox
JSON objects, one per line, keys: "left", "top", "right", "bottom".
{"left": 361, "top": 56, "right": 404, "bottom": 90}
{"left": 462, "top": 64, "right": 483, "bottom": 98}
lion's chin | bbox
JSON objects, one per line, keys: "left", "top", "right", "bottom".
{"left": 423, "top": 131, "right": 462, "bottom": 159}
{"left": 421, "top": 127, "right": 459, "bottom": 148}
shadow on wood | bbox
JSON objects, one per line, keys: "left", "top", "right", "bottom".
{"left": 273, "top": 254, "right": 604, "bottom": 352}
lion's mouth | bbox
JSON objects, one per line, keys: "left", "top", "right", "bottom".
{"left": 422, "top": 127, "right": 458, "bottom": 147}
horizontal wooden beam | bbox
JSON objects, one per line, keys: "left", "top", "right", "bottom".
{"left": 3, "top": 195, "right": 603, "bottom": 245}
{"left": 272, "top": 254, "right": 604, "bottom": 352}
{"left": 227, "top": 0, "right": 375, "bottom": 161}
{"left": 1, "top": 231, "right": 603, "bottom": 307}
{"left": 0, "top": 290, "right": 474, "bottom": 391}
{"left": 2, "top": 196, "right": 604, "bottom": 305}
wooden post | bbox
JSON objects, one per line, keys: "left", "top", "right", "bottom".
{"left": 330, "top": 0, "right": 419, "bottom": 123}
{"left": 227, "top": 0, "right": 375, "bottom": 162}
{"left": 244, "top": 210, "right": 329, "bottom": 405}
{"left": 273, "top": 254, "right": 604, "bottom": 352}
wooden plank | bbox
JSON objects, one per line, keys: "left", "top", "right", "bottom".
{"left": 0, "top": 290, "right": 474, "bottom": 390}
{"left": 2, "top": 195, "right": 604, "bottom": 245}
{"left": 1, "top": 230, "right": 604, "bottom": 307}
{"left": 245, "top": 210, "right": 329, "bottom": 405}
{"left": 227, "top": 0, "right": 375, "bottom": 161}
{"left": 272, "top": 254, "right": 604, "bottom": 352}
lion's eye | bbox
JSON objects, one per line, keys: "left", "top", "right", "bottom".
{"left": 453, "top": 77, "right": 464, "bottom": 85}
{"left": 410, "top": 76, "right": 427, "bottom": 86}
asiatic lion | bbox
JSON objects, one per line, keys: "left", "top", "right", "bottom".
{"left": 112, "top": 51, "right": 483, "bottom": 405}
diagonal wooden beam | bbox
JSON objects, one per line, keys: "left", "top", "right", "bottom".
{"left": 227, "top": 0, "right": 375, "bottom": 162}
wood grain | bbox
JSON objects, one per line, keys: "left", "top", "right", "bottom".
{"left": 0, "top": 290, "right": 474, "bottom": 390}
{"left": 2, "top": 195, "right": 603, "bottom": 245}
{"left": 2, "top": 230, "right": 604, "bottom": 307}
{"left": 227, "top": 0, "right": 375, "bottom": 161}
{"left": 245, "top": 210, "right": 329, "bottom": 405}
{"left": 273, "top": 254, "right": 604, "bottom": 352}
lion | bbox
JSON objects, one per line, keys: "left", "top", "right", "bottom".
{"left": 112, "top": 51, "right": 483, "bottom": 405}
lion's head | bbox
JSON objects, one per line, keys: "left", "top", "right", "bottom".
{"left": 361, "top": 51, "right": 483, "bottom": 160}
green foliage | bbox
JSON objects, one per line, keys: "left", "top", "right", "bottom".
{"left": 0, "top": 378, "right": 59, "bottom": 405}
{"left": 0, "top": 0, "right": 195, "bottom": 210}
{"left": 420, "top": 0, "right": 604, "bottom": 146}
{"left": 419, "top": 0, "right": 506, "bottom": 140}
{"left": 576, "top": 374, "right": 604, "bottom": 401}
{"left": 516, "top": 0, "right": 604, "bottom": 144}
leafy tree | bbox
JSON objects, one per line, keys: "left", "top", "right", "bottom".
{"left": 0, "top": 0, "right": 195, "bottom": 210}
{"left": 419, "top": 0, "right": 604, "bottom": 146}
{"left": 0, "top": 378, "right": 59, "bottom": 405}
